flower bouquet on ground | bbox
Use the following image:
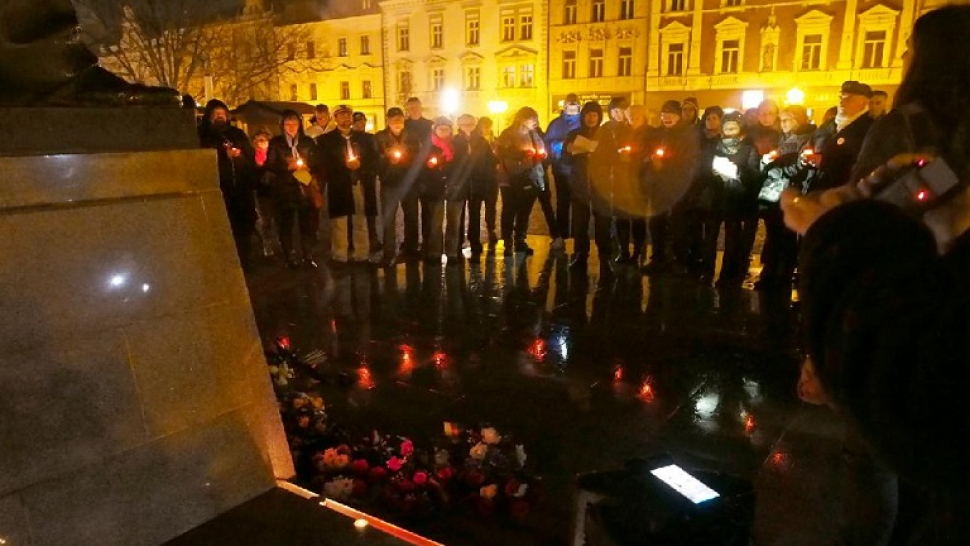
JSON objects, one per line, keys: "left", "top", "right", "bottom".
{"left": 278, "top": 392, "right": 347, "bottom": 476}
{"left": 312, "top": 431, "right": 450, "bottom": 522}
{"left": 440, "top": 423, "right": 542, "bottom": 522}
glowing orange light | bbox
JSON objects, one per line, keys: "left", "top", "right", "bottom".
{"left": 613, "top": 365, "right": 623, "bottom": 382}
{"left": 655, "top": 148, "right": 665, "bottom": 158}
{"left": 427, "top": 156, "right": 439, "bottom": 168}
{"left": 358, "top": 366, "right": 375, "bottom": 389}
{"left": 276, "top": 335, "right": 291, "bottom": 350}
{"left": 767, "top": 150, "right": 779, "bottom": 160}
{"left": 801, "top": 148, "right": 814, "bottom": 157}
{"left": 296, "top": 158, "right": 304, "bottom": 167}
{"left": 528, "top": 338, "right": 547, "bottom": 361}
{"left": 619, "top": 146, "right": 632, "bottom": 154}
{"left": 433, "top": 350, "right": 447, "bottom": 370}
{"left": 916, "top": 190, "right": 929, "bottom": 201}
{"left": 638, "top": 378, "right": 655, "bottom": 402}
{"left": 347, "top": 154, "right": 357, "bottom": 162}
{"left": 393, "top": 150, "right": 403, "bottom": 160}
{"left": 744, "top": 414, "right": 756, "bottom": 434}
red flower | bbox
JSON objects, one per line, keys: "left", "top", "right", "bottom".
{"left": 368, "top": 466, "right": 388, "bottom": 484}
{"left": 436, "top": 467, "right": 455, "bottom": 481}
{"left": 400, "top": 440, "right": 414, "bottom": 457}
{"left": 504, "top": 479, "right": 521, "bottom": 497}
{"left": 351, "top": 459, "right": 370, "bottom": 477}
{"left": 352, "top": 479, "right": 368, "bottom": 497}
{"left": 412, "top": 471, "right": 428, "bottom": 486}
{"left": 397, "top": 478, "right": 416, "bottom": 493}
{"left": 510, "top": 499, "right": 530, "bottom": 521}
{"left": 387, "top": 456, "right": 404, "bottom": 472}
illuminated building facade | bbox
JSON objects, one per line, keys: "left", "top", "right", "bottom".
{"left": 643, "top": 0, "right": 920, "bottom": 119}
{"left": 379, "top": 0, "right": 549, "bottom": 128}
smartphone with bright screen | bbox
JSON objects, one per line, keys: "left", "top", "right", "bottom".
{"left": 650, "top": 464, "right": 720, "bottom": 504}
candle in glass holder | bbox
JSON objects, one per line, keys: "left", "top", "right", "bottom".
{"left": 296, "top": 158, "right": 304, "bottom": 168}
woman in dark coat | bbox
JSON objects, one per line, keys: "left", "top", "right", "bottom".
{"left": 266, "top": 110, "right": 319, "bottom": 267}
{"left": 563, "top": 101, "right": 611, "bottom": 276}
{"left": 419, "top": 117, "right": 457, "bottom": 263}
{"left": 453, "top": 114, "right": 498, "bottom": 261}
{"left": 496, "top": 107, "right": 546, "bottom": 256}
{"left": 697, "top": 111, "right": 760, "bottom": 287}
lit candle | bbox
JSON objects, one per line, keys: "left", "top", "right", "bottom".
{"left": 619, "top": 145, "right": 632, "bottom": 154}
{"left": 801, "top": 148, "right": 814, "bottom": 157}
{"left": 296, "top": 158, "right": 304, "bottom": 167}
{"left": 766, "top": 150, "right": 779, "bottom": 161}
{"left": 354, "top": 519, "right": 369, "bottom": 530}
{"left": 655, "top": 148, "right": 666, "bottom": 158}
{"left": 427, "top": 156, "right": 439, "bottom": 167}
{"left": 392, "top": 149, "right": 403, "bottom": 160}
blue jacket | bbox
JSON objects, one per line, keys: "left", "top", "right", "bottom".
{"left": 544, "top": 113, "right": 581, "bottom": 168}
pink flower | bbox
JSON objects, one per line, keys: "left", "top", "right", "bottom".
{"left": 400, "top": 440, "right": 414, "bottom": 457}
{"left": 386, "top": 456, "right": 404, "bottom": 472}
{"left": 436, "top": 467, "right": 455, "bottom": 481}
{"left": 412, "top": 471, "right": 428, "bottom": 486}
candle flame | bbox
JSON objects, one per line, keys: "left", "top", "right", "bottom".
{"left": 655, "top": 148, "right": 665, "bottom": 157}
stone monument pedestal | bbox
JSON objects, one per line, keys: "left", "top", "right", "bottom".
{"left": 0, "top": 109, "right": 293, "bottom": 546}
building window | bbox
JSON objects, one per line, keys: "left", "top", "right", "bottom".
{"left": 338, "top": 38, "right": 348, "bottom": 57}
{"left": 620, "top": 0, "right": 635, "bottom": 20}
{"left": 362, "top": 0, "right": 372, "bottom": 8}
{"left": 502, "top": 65, "right": 516, "bottom": 88}
{"left": 362, "top": 80, "right": 372, "bottom": 99}
{"left": 398, "top": 70, "right": 412, "bottom": 95}
{"left": 668, "top": 0, "right": 688, "bottom": 12}
{"left": 589, "top": 49, "right": 604, "bottom": 77}
{"left": 562, "top": 50, "right": 576, "bottom": 79}
{"left": 340, "top": 81, "right": 350, "bottom": 100}
{"left": 287, "top": 44, "right": 296, "bottom": 61}
{"left": 307, "top": 41, "right": 316, "bottom": 59}
{"left": 862, "top": 30, "right": 886, "bottom": 68}
{"left": 502, "top": 14, "right": 516, "bottom": 42}
{"left": 466, "top": 11, "right": 480, "bottom": 46}
{"left": 432, "top": 68, "right": 445, "bottom": 91}
{"left": 397, "top": 24, "right": 410, "bottom": 51}
{"left": 724, "top": 0, "right": 742, "bottom": 6}
{"left": 520, "top": 63, "right": 534, "bottom": 87}
{"left": 801, "top": 34, "right": 822, "bottom": 70}
{"left": 465, "top": 66, "right": 481, "bottom": 90}
{"left": 720, "top": 39, "right": 740, "bottom": 72}
{"left": 289, "top": 83, "right": 298, "bottom": 101}
{"left": 564, "top": 0, "right": 577, "bottom": 25}
{"left": 520, "top": 14, "right": 533, "bottom": 40}
{"left": 667, "top": 43, "right": 684, "bottom": 75}
{"left": 430, "top": 17, "right": 443, "bottom": 49}
{"left": 360, "top": 35, "right": 370, "bottom": 55}
{"left": 618, "top": 47, "right": 632, "bottom": 76}
{"left": 309, "top": 83, "right": 317, "bottom": 100}
{"left": 592, "top": 0, "right": 605, "bottom": 23}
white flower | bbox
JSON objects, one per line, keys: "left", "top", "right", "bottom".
{"left": 470, "top": 442, "right": 488, "bottom": 460}
{"left": 481, "top": 427, "right": 502, "bottom": 445}
{"left": 323, "top": 478, "right": 354, "bottom": 500}
{"left": 515, "top": 445, "right": 527, "bottom": 466}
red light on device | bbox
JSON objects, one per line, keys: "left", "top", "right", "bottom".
{"left": 917, "top": 159, "right": 927, "bottom": 168}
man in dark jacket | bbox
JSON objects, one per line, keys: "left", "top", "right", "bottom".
{"left": 198, "top": 99, "right": 258, "bottom": 269}
{"left": 454, "top": 114, "right": 498, "bottom": 260}
{"left": 314, "top": 105, "right": 380, "bottom": 263}
{"left": 641, "top": 100, "right": 700, "bottom": 274}
{"left": 544, "top": 94, "right": 582, "bottom": 245}
{"left": 404, "top": 97, "right": 433, "bottom": 144}
{"left": 376, "top": 107, "right": 420, "bottom": 265}
{"left": 805, "top": 81, "right": 876, "bottom": 192}
{"left": 265, "top": 109, "right": 318, "bottom": 267}
{"left": 564, "top": 101, "right": 612, "bottom": 278}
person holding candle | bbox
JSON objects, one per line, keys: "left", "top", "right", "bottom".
{"left": 496, "top": 107, "right": 547, "bottom": 256}
{"left": 313, "top": 105, "right": 380, "bottom": 264}
{"left": 266, "top": 109, "right": 320, "bottom": 268}
{"left": 419, "top": 116, "right": 457, "bottom": 263}
{"left": 603, "top": 96, "right": 644, "bottom": 266}
{"left": 376, "top": 107, "right": 420, "bottom": 266}
{"left": 545, "top": 95, "right": 582, "bottom": 251}
{"left": 453, "top": 114, "right": 498, "bottom": 262}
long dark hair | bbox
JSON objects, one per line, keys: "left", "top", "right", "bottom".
{"left": 510, "top": 106, "right": 539, "bottom": 131}
{"left": 895, "top": 5, "right": 970, "bottom": 136}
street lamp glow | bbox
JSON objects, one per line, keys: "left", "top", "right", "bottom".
{"left": 488, "top": 100, "right": 509, "bottom": 115}
{"left": 741, "top": 90, "right": 765, "bottom": 110}
{"left": 440, "top": 87, "right": 461, "bottom": 116}
{"left": 786, "top": 87, "right": 805, "bottom": 105}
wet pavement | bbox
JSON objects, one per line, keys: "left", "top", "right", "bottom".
{"left": 245, "top": 234, "right": 851, "bottom": 546}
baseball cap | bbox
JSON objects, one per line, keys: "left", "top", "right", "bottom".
{"left": 841, "top": 81, "right": 873, "bottom": 98}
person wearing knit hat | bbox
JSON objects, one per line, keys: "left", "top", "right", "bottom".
{"left": 198, "top": 98, "right": 259, "bottom": 269}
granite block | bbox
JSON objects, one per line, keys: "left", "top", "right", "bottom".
{"left": 0, "top": 330, "right": 147, "bottom": 497}
{"left": 21, "top": 408, "right": 276, "bottom": 546}
{"left": 0, "top": 493, "right": 32, "bottom": 546}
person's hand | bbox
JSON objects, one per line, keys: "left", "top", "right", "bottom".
{"left": 781, "top": 185, "right": 863, "bottom": 234}
{"left": 228, "top": 147, "right": 242, "bottom": 158}
{"left": 287, "top": 158, "right": 298, "bottom": 171}
{"left": 797, "top": 356, "right": 828, "bottom": 406}
{"left": 346, "top": 156, "right": 361, "bottom": 171}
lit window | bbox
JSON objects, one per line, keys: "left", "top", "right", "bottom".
{"left": 589, "top": 49, "right": 604, "bottom": 78}
{"left": 362, "top": 80, "right": 372, "bottom": 99}
{"left": 307, "top": 41, "right": 316, "bottom": 59}
{"left": 502, "top": 15, "right": 516, "bottom": 42}
{"left": 520, "top": 63, "right": 534, "bottom": 87}
{"left": 466, "top": 11, "right": 480, "bottom": 46}
{"left": 620, "top": 0, "right": 635, "bottom": 20}
{"left": 309, "top": 83, "right": 317, "bottom": 100}
{"left": 801, "top": 34, "right": 822, "bottom": 70}
{"left": 430, "top": 17, "right": 443, "bottom": 49}
{"left": 592, "top": 0, "right": 605, "bottom": 23}
{"left": 669, "top": 0, "right": 688, "bottom": 12}
{"left": 618, "top": 47, "right": 632, "bottom": 76}
{"left": 502, "top": 65, "right": 516, "bottom": 88}
{"left": 721, "top": 39, "right": 740, "bottom": 73}
{"left": 397, "top": 24, "right": 410, "bottom": 51}
{"left": 564, "top": 0, "right": 577, "bottom": 24}
{"left": 340, "top": 82, "right": 350, "bottom": 100}
{"left": 862, "top": 30, "right": 886, "bottom": 68}
{"left": 466, "top": 66, "right": 481, "bottom": 90}
{"left": 360, "top": 35, "right": 370, "bottom": 55}
{"left": 562, "top": 50, "right": 576, "bottom": 79}
{"left": 667, "top": 43, "right": 684, "bottom": 75}
{"left": 432, "top": 68, "right": 445, "bottom": 91}
{"left": 521, "top": 14, "right": 533, "bottom": 40}
{"left": 338, "top": 38, "right": 348, "bottom": 57}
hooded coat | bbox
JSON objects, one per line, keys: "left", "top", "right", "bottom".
{"left": 641, "top": 119, "right": 700, "bottom": 215}
{"left": 563, "top": 101, "right": 604, "bottom": 207}
{"left": 198, "top": 99, "right": 258, "bottom": 225}
{"left": 265, "top": 111, "right": 317, "bottom": 208}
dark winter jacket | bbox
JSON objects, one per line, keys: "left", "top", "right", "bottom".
{"left": 759, "top": 125, "right": 816, "bottom": 203}
{"left": 696, "top": 138, "right": 760, "bottom": 219}
{"left": 496, "top": 126, "right": 546, "bottom": 191}
{"left": 641, "top": 120, "right": 700, "bottom": 215}
{"left": 313, "top": 128, "right": 379, "bottom": 218}
{"left": 544, "top": 113, "right": 581, "bottom": 172}
{"left": 265, "top": 132, "right": 316, "bottom": 207}
{"left": 744, "top": 123, "right": 781, "bottom": 156}
{"left": 807, "top": 115, "right": 875, "bottom": 192}
{"left": 420, "top": 142, "right": 456, "bottom": 201}
{"left": 198, "top": 109, "right": 258, "bottom": 220}
{"left": 405, "top": 117, "right": 433, "bottom": 144}
{"left": 375, "top": 127, "right": 419, "bottom": 188}
{"left": 453, "top": 130, "right": 498, "bottom": 199}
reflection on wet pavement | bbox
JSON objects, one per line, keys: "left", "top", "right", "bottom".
{"left": 246, "top": 236, "right": 844, "bottom": 545}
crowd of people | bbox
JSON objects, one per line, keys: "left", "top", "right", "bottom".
{"left": 199, "top": 77, "right": 886, "bottom": 290}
